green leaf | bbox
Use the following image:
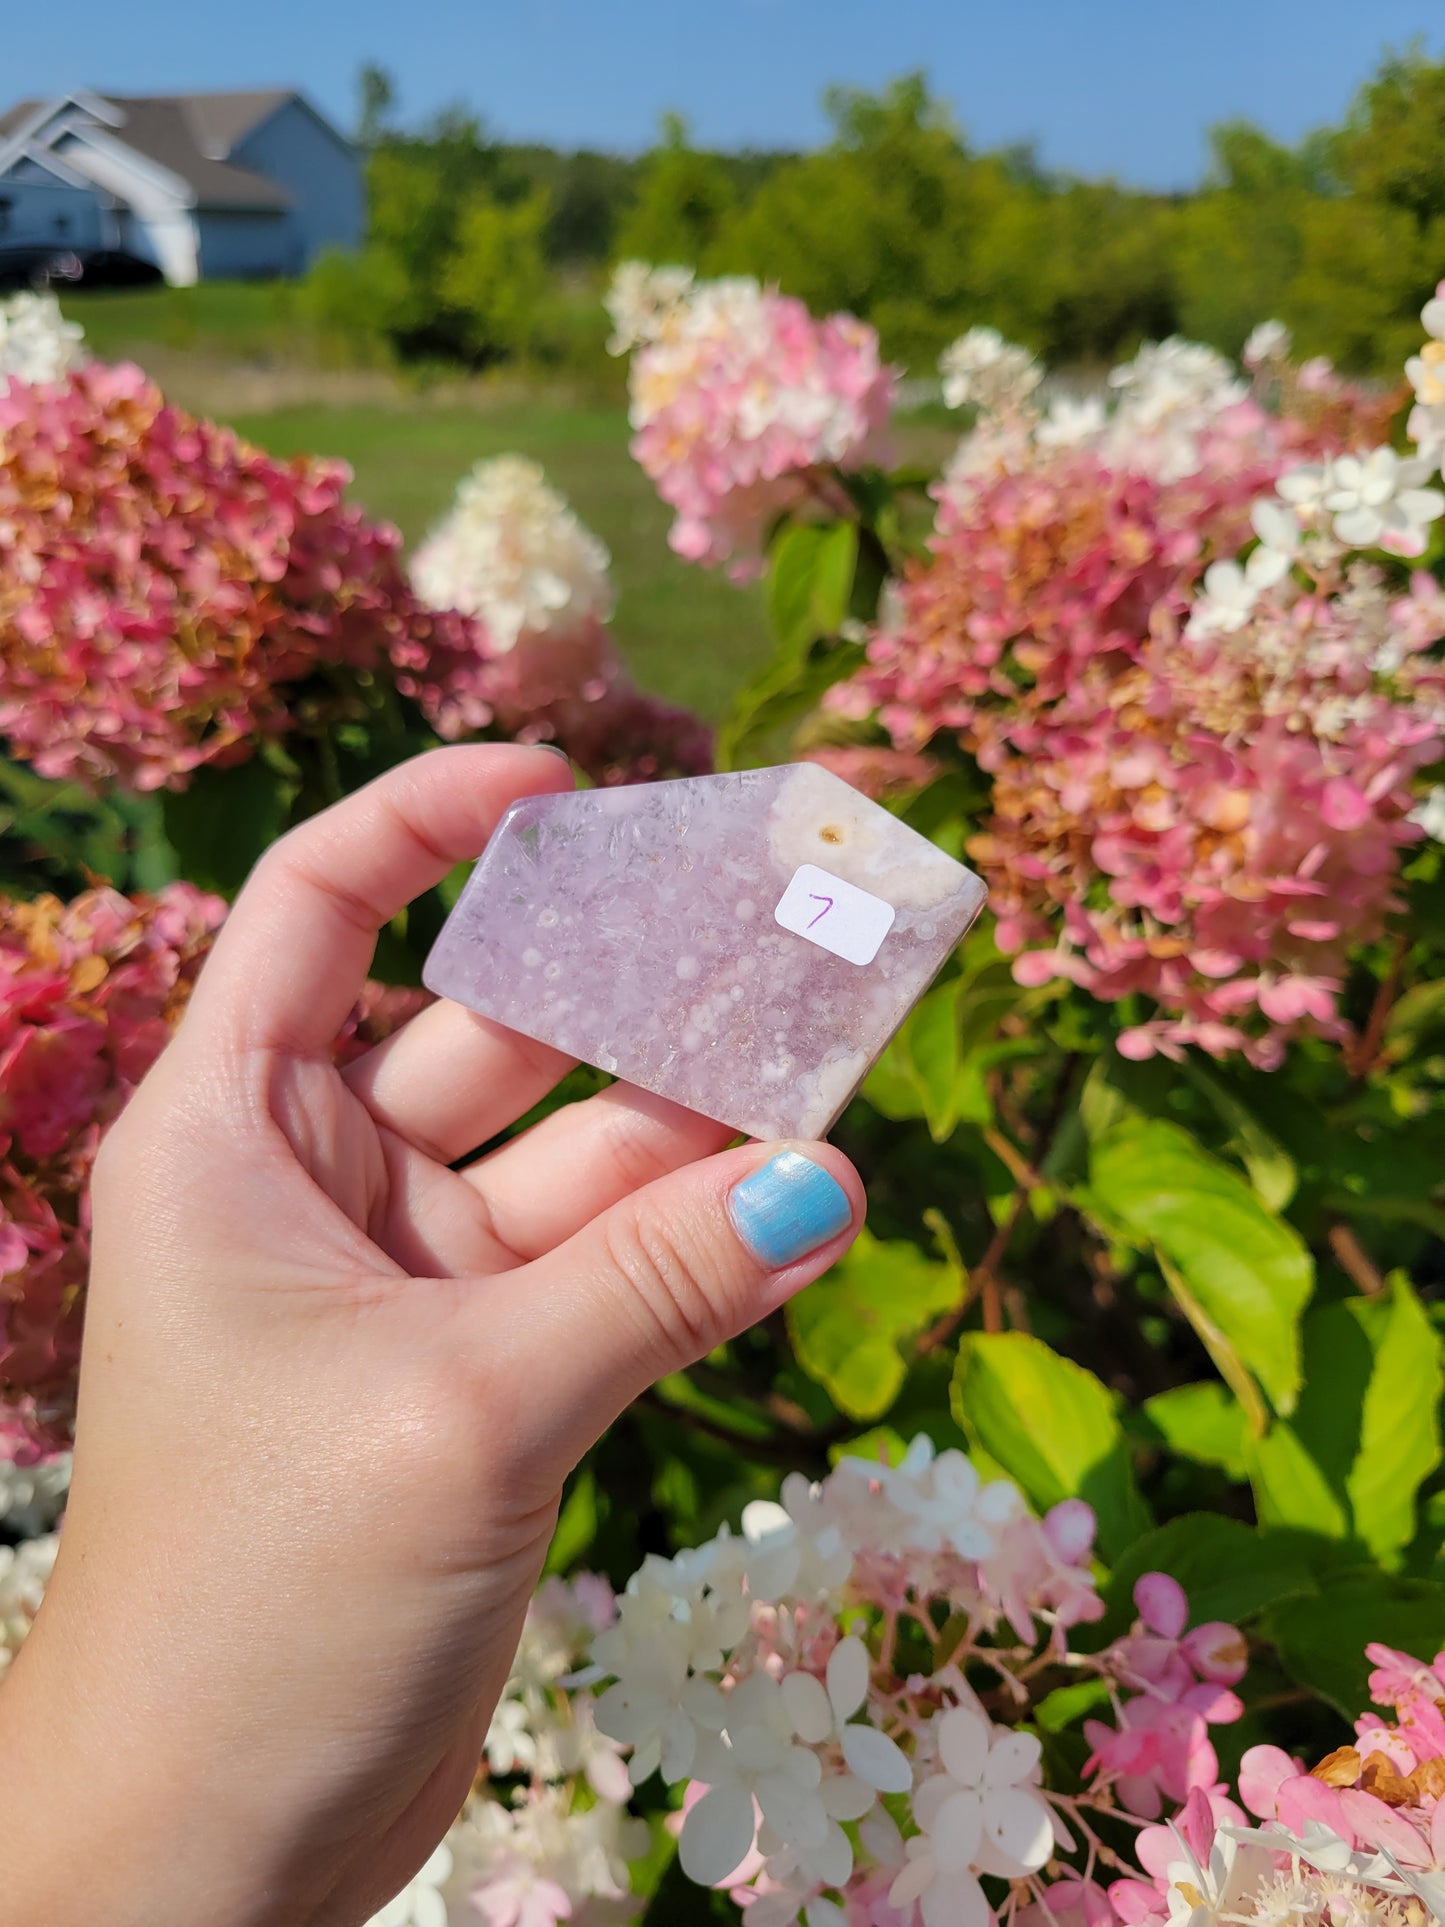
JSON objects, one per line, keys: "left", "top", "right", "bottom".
{"left": 1034, "top": 1679, "right": 1113, "bottom": 1732}
{"left": 1269, "top": 1575, "right": 1445, "bottom": 1718}
{"left": 766, "top": 522, "right": 858, "bottom": 660}
{"left": 1086, "top": 1120, "right": 1314, "bottom": 1417}
{"left": 545, "top": 1468, "right": 598, "bottom": 1572}
{"left": 1244, "top": 1421, "right": 1351, "bottom": 1540}
{"left": 1384, "top": 978, "right": 1445, "bottom": 1064}
{"left": 951, "top": 1332, "right": 1150, "bottom": 1559}
{"left": 866, "top": 943, "right": 1030, "bottom": 1142}
{"left": 160, "top": 757, "right": 295, "bottom": 896}
{"left": 1143, "top": 1382, "right": 1249, "bottom": 1481}
{"left": 788, "top": 1229, "right": 964, "bottom": 1422}
{"left": 1345, "top": 1279, "right": 1444, "bottom": 1561}
{"left": 1177, "top": 1059, "right": 1298, "bottom": 1212}
{"left": 715, "top": 639, "right": 865, "bottom": 772}
{"left": 1100, "top": 1514, "right": 1318, "bottom": 1634}
{"left": 1249, "top": 1278, "right": 1444, "bottom": 1561}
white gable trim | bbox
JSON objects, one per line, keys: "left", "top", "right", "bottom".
{"left": 0, "top": 141, "right": 96, "bottom": 191}
{"left": 57, "top": 124, "right": 195, "bottom": 211}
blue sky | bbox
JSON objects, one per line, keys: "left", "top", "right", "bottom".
{"left": 7, "top": 1, "right": 1445, "bottom": 188}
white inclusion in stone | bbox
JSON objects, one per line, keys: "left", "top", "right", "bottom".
{"left": 423, "top": 764, "right": 987, "bottom": 1141}
{"left": 676, "top": 956, "right": 701, "bottom": 980}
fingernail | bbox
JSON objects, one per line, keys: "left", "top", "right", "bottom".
{"left": 728, "top": 1151, "right": 852, "bottom": 1268}
{"left": 534, "top": 743, "right": 572, "bottom": 763}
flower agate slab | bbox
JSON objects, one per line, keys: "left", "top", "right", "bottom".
{"left": 423, "top": 764, "right": 987, "bottom": 1141}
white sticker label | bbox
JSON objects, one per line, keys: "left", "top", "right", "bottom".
{"left": 774, "top": 863, "right": 896, "bottom": 966}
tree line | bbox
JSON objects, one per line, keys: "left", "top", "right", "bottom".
{"left": 305, "top": 53, "right": 1445, "bottom": 378}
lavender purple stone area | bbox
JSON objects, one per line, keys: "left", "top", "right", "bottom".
{"left": 423, "top": 764, "right": 988, "bottom": 1141}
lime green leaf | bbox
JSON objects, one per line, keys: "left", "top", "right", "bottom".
{"left": 1143, "top": 1382, "right": 1249, "bottom": 1480}
{"left": 1345, "top": 1279, "right": 1443, "bottom": 1561}
{"left": 1258, "top": 1279, "right": 1444, "bottom": 1562}
{"left": 1035, "top": 1679, "right": 1113, "bottom": 1732}
{"left": 715, "top": 639, "right": 865, "bottom": 772}
{"left": 545, "top": 1468, "right": 598, "bottom": 1572}
{"left": 1100, "top": 1514, "right": 1317, "bottom": 1635}
{"left": 788, "top": 1229, "right": 964, "bottom": 1422}
{"left": 951, "top": 1332, "right": 1150, "bottom": 1559}
{"left": 766, "top": 522, "right": 858, "bottom": 660}
{"left": 1269, "top": 1576, "right": 1445, "bottom": 1717}
{"left": 1384, "top": 978, "right": 1445, "bottom": 1063}
{"left": 1244, "top": 1421, "right": 1351, "bottom": 1540}
{"left": 1086, "top": 1120, "right": 1314, "bottom": 1416}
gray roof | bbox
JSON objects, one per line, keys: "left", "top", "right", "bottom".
{"left": 83, "top": 96, "right": 292, "bottom": 208}
{"left": 0, "top": 89, "right": 330, "bottom": 209}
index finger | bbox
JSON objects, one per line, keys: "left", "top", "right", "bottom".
{"left": 189, "top": 744, "right": 574, "bottom": 1055}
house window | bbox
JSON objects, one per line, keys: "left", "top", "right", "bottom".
{"left": 0, "top": 199, "right": 11, "bottom": 235}
{"left": 54, "top": 214, "right": 69, "bottom": 234}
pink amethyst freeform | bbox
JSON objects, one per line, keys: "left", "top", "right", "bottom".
{"left": 423, "top": 764, "right": 988, "bottom": 1140}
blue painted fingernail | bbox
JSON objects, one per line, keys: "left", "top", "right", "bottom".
{"left": 728, "top": 1151, "right": 852, "bottom": 1268}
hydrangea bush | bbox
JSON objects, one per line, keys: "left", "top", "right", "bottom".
{"left": 4, "top": 273, "right": 1445, "bottom": 1927}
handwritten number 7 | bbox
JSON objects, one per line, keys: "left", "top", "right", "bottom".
{"left": 807, "top": 893, "right": 834, "bottom": 928}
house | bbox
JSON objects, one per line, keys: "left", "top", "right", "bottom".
{"left": 0, "top": 89, "right": 364, "bottom": 285}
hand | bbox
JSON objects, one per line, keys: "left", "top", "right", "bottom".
{"left": 0, "top": 746, "right": 864, "bottom": 1926}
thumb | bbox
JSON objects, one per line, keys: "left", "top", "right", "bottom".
{"left": 491, "top": 1143, "right": 863, "bottom": 1477}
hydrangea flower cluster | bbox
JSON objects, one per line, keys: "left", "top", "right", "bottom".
{"left": 0, "top": 290, "right": 86, "bottom": 386}
{"left": 1091, "top": 1641, "right": 1445, "bottom": 1927}
{"left": 588, "top": 1436, "right": 1244, "bottom": 1927}
{"left": 840, "top": 310, "right": 1445, "bottom": 1064}
{"left": 406, "top": 452, "right": 712, "bottom": 785}
{"left": 0, "top": 881, "right": 224, "bottom": 1442}
{"left": 606, "top": 263, "right": 897, "bottom": 575}
{"left": 0, "top": 884, "right": 434, "bottom": 1449}
{"left": 364, "top": 1574, "right": 645, "bottom": 1927}
{"left": 0, "top": 359, "right": 482, "bottom": 791}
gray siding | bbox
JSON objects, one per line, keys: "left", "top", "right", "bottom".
{"left": 230, "top": 99, "right": 363, "bottom": 273}
{"left": 0, "top": 176, "right": 109, "bottom": 251}
{"left": 196, "top": 208, "right": 297, "bottom": 279}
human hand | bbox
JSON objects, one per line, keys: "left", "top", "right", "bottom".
{"left": 0, "top": 745, "right": 864, "bottom": 1926}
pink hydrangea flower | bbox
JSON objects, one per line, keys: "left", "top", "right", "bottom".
{"left": 0, "top": 885, "right": 435, "bottom": 1447}
{"left": 609, "top": 267, "right": 896, "bottom": 577}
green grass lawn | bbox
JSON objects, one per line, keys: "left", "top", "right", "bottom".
{"left": 229, "top": 400, "right": 770, "bottom": 723}
{"left": 64, "top": 281, "right": 308, "bottom": 365}
{"left": 61, "top": 286, "right": 956, "bottom": 724}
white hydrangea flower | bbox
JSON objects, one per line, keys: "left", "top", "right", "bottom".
{"left": 887, "top": 1709, "right": 1054, "bottom": 1927}
{"left": 939, "top": 327, "right": 1042, "bottom": 415}
{"left": 1187, "top": 545, "right": 1291, "bottom": 640}
{"left": 0, "top": 1532, "right": 57, "bottom": 1672}
{"left": 410, "top": 455, "right": 613, "bottom": 652}
{"left": 604, "top": 259, "right": 697, "bottom": 353}
{"left": 1036, "top": 393, "right": 1107, "bottom": 449}
{"left": 0, "top": 1449, "right": 71, "bottom": 1537}
{"left": 1106, "top": 337, "right": 1248, "bottom": 483}
{"left": 0, "top": 291, "right": 86, "bottom": 385}
{"left": 1411, "top": 787, "right": 1445, "bottom": 843}
{"left": 1147, "top": 1819, "right": 1275, "bottom": 1927}
{"left": 1243, "top": 319, "right": 1292, "bottom": 370}
{"left": 1323, "top": 450, "right": 1444, "bottom": 555}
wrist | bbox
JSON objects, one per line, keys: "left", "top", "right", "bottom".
{"left": 0, "top": 1582, "right": 325, "bottom": 1927}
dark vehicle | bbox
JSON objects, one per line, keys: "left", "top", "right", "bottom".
{"left": 0, "top": 246, "right": 163, "bottom": 292}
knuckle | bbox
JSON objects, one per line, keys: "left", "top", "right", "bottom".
{"left": 601, "top": 1210, "right": 722, "bottom": 1364}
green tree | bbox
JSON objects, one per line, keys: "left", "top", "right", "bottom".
{"left": 441, "top": 189, "right": 552, "bottom": 362}
{"left": 1335, "top": 47, "right": 1445, "bottom": 229}
{"left": 613, "top": 114, "right": 739, "bottom": 267}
